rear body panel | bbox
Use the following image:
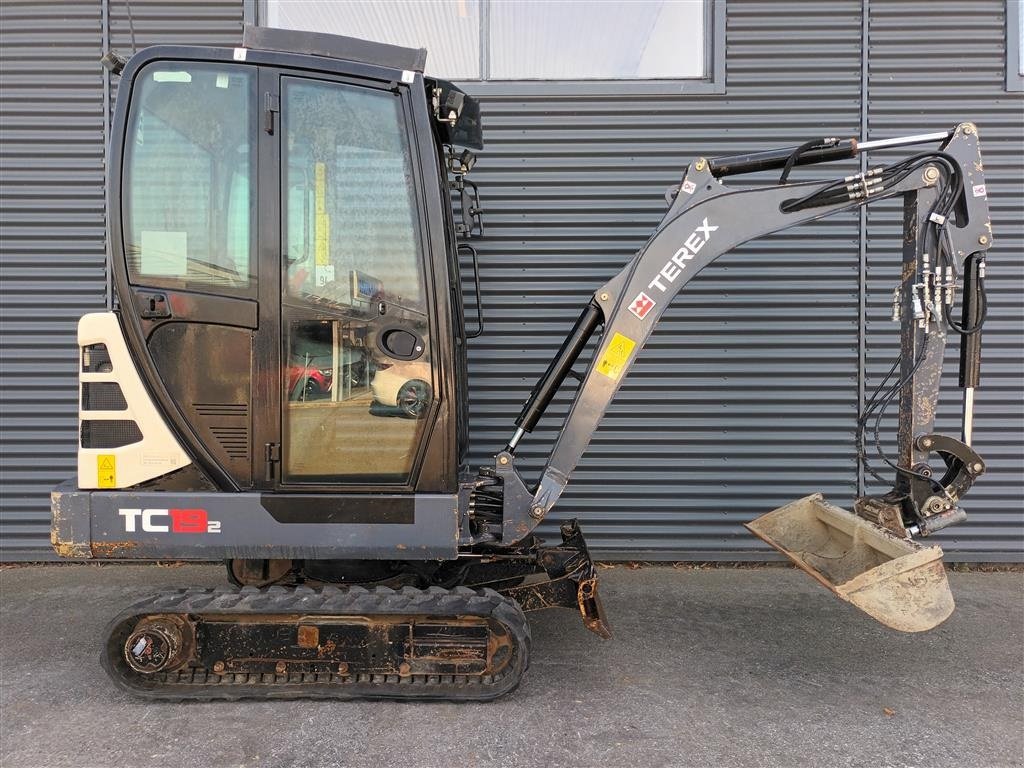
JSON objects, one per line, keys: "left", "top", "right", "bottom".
{"left": 52, "top": 480, "right": 459, "bottom": 560}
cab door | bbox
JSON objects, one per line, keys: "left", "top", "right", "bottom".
{"left": 118, "top": 60, "right": 259, "bottom": 489}
{"left": 258, "top": 70, "right": 441, "bottom": 491}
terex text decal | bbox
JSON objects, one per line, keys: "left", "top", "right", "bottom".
{"left": 646, "top": 217, "right": 718, "bottom": 294}
{"left": 119, "top": 508, "right": 222, "bottom": 534}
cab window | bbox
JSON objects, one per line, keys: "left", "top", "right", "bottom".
{"left": 122, "top": 63, "right": 255, "bottom": 292}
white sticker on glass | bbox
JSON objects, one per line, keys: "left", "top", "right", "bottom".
{"left": 315, "top": 264, "right": 336, "bottom": 287}
{"left": 140, "top": 230, "right": 188, "bottom": 277}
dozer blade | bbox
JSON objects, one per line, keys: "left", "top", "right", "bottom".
{"left": 746, "top": 493, "right": 954, "bottom": 632}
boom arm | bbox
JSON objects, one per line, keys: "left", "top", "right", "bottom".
{"left": 473, "top": 123, "right": 991, "bottom": 547}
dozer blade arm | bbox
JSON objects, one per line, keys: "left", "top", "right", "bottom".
{"left": 479, "top": 123, "right": 991, "bottom": 558}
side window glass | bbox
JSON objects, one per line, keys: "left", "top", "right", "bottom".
{"left": 281, "top": 77, "right": 432, "bottom": 485}
{"left": 123, "top": 63, "right": 255, "bottom": 292}
{"left": 283, "top": 79, "right": 424, "bottom": 311}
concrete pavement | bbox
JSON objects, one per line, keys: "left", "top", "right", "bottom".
{"left": 1, "top": 564, "right": 1021, "bottom": 768}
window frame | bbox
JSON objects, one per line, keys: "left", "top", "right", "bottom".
{"left": 254, "top": 0, "right": 727, "bottom": 95}
{"left": 1008, "top": 0, "right": 1024, "bottom": 92}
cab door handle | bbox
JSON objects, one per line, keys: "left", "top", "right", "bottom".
{"left": 138, "top": 291, "right": 170, "bottom": 319}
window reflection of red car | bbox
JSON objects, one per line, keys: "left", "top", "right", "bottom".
{"left": 287, "top": 362, "right": 333, "bottom": 400}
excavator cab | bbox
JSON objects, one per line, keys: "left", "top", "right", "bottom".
{"left": 71, "top": 29, "right": 476, "bottom": 524}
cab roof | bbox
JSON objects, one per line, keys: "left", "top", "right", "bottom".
{"left": 242, "top": 25, "right": 427, "bottom": 73}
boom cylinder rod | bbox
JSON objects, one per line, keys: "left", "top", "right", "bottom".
{"left": 857, "top": 130, "right": 953, "bottom": 151}
{"left": 508, "top": 302, "right": 603, "bottom": 452}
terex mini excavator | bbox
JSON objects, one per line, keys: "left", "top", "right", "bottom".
{"left": 52, "top": 27, "right": 992, "bottom": 700}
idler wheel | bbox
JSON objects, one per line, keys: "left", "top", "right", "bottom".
{"left": 123, "top": 616, "right": 192, "bottom": 673}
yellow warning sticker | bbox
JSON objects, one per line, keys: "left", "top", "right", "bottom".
{"left": 314, "top": 213, "right": 330, "bottom": 266}
{"left": 97, "top": 454, "right": 116, "bottom": 488}
{"left": 314, "top": 162, "right": 326, "bottom": 214}
{"left": 314, "top": 162, "right": 330, "bottom": 266}
{"left": 596, "top": 332, "right": 636, "bottom": 380}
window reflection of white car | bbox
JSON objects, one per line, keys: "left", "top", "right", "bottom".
{"left": 370, "top": 361, "right": 432, "bottom": 419}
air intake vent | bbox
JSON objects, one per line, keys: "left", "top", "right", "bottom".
{"left": 81, "top": 420, "right": 143, "bottom": 449}
{"left": 193, "top": 403, "right": 250, "bottom": 470}
{"left": 195, "top": 403, "right": 248, "bottom": 417}
{"left": 210, "top": 426, "right": 249, "bottom": 459}
{"left": 82, "top": 382, "right": 127, "bottom": 411}
{"left": 82, "top": 343, "right": 112, "bottom": 373}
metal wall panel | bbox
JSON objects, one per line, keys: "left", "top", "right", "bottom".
{"left": 1, "top": 0, "right": 1020, "bottom": 561}
{"left": 863, "top": 0, "right": 1024, "bottom": 560}
{"left": 0, "top": 0, "right": 244, "bottom": 560}
{"left": 0, "top": 2, "right": 106, "bottom": 559}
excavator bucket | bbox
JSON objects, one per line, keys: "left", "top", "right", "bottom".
{"left": 746, "top": 494, "right": 954, "bottom": 632}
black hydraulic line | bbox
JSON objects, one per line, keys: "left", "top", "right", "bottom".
{"left": 871, "top": 333, "right": 942, "bottom": 489}
{"left": 779, "top": 139, "right": 835, "bottom": 184}
{"left": 707, "top": 139, "right": 857, "bottom": 178}
{"left": 513, "top": 303, "right": 602, "bottom": 439}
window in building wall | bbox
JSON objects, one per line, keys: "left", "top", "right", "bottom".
{"left": 264, "top": 0, "right": 721, "bottom": 89}
{"left": 1008, "top": 0, "right": 1024, "bottom": 91}
{"left": 488, "top": 0, "right": 703, "bottom": 79}
{"left": 266, "top": 0, "right": 482, "bottom": 78}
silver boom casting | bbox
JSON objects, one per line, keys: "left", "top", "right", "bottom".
{"left": 477, "top": 123, "right": 990, "bottom": 548}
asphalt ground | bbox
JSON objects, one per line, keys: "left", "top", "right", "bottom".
{"left": 1, "top": 563, "right": 1021, "bottom": 768}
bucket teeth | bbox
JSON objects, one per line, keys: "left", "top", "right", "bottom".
{"left": 746, "top": 493, "right": 954, "bottom": 633}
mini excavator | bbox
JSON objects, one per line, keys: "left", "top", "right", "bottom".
{"left": 51, "top": 27, "right": 992, "bottom": 700}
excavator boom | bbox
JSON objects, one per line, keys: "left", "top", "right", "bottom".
{"left": 477, "top": 123, "right": 990, "bottom": 630}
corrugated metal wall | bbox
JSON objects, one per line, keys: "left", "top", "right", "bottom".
{"left": 1, "top": 2, "right": 106, "bottom": 559}
{"left": 0, "top": 0, "right": 1019, "bottom": 560}
{"left": 0, "top": 0, "right": 244, "bottom": 559}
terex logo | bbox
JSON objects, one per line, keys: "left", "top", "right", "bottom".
{"left": 119, "top": 508, "right": 221, "bottom": 534}
{"left": 647, "top": 217, "right": 718, "bottom": 294}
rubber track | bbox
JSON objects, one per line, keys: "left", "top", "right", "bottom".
{"left": 101, "top": 584, "right": 531, "bottom": 701}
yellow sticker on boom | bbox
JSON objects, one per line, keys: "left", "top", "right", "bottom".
{"left": 596, "top": 332, "right": 636, "bottom": 380}
{"left": 97, "top": 454, "right": 116, "bottom": 488}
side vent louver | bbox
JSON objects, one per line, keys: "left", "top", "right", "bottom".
{"left": 210, "top": 426, "right": 249, "bottom": 460}
{"left": 195, "top": 403, "right": 250, "bottom": 464}
{"left": 76, "top": 312, "right": 191, "bottom": 488}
